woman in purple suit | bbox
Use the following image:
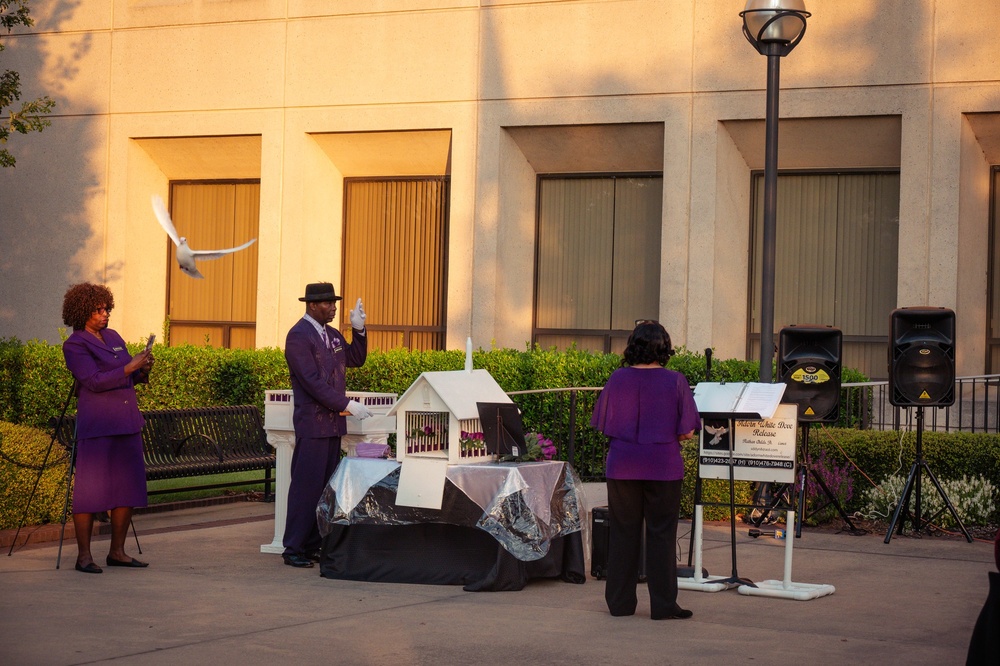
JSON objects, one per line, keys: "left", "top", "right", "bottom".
{"left": 591, "top": 321, "right": 701, "bottom": 620}
{"left": 62, "top": 283, "right": 153, "bottom": 574}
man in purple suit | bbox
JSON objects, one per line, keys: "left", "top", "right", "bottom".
{"left": 282, "top": 282, "right": 372, "bottom": 568}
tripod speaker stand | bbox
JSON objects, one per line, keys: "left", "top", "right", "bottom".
{"left": 884, "top": 307, "right": 971, "bottom": 543}
{"left": 883, "top": 407, "right": 972, "bottom": 543}
{"left": 794, "top": 423, "right": 862, "bottom": 537}
{"left": 776, "top": 325, "right": 861, "bottom": 536}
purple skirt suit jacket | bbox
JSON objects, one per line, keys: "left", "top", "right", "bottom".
{"left": 63, "top": 329, "right": 146, "bottom": 438}
{"left": 62, "top": 328, "right": 148, "bottom": 512}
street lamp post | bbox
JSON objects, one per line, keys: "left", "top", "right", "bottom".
{"left": 740, "top": 0, "right": 810, "bottom": 383}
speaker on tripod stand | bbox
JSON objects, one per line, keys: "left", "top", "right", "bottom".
{"left": 885, "top": 307, "right": 972, "bottom": 542}
{"left": 776, "top": 325, "right": 861, "bottom": 536}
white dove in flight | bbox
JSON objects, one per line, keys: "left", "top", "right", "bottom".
{"left": 151, "top": 194, "right": 257, "bottom": 279}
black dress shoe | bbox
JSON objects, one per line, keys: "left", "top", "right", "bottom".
{"left": 652, "top": 608, "right": 693, "bottom": 620}
{"left": 75, "top": 561, "right": 103, "bottom": 574}
{"left": 306, "top": 549, "right": 323, "bottom": 562}
{"left": 282, "top": 553, "right": 314, "bottom": 568}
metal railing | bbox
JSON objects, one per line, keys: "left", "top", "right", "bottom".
{"left": 508, "top": 375, "right": 1000, "bottom": 481}
{"left": 841, "top": 375, "right": 1000, "bottom": 433}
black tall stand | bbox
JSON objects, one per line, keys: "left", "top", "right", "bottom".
{"left": 794, "top": 423, "right": 862, "bottom": 537}
{"left": 721, "top": 414, "right": 755, "bottom": 588}
{"left": 686, "top": 348, "right": 713, "bottom": 571}
{"left": 696, "top": 412, "right": 754, "bottom": 590}
{"left": 884, "top": 407, "right": 973, "bottom": 543}
{"left": 7, "top": 381, "right": 77, "bottom": 557}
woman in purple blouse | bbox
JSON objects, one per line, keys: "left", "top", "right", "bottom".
{"left": 62, "top": 283, "right": 153, "bottom": 574}
{"left": 591, "top": 321, "right": 701, "bottom": 620}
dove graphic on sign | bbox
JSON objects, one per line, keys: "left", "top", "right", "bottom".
{"left": 151, "top": 194, "right": 257, "bottom": 279}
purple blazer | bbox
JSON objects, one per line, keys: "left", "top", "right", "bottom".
{"left": 591, "top": 366, "right": 701, "bottom": 481}
{"left": 284, "top": 318, "right": 367, "bottom": 438}
{"left": 63, "top": 328, "right": 146, "bottom": 439}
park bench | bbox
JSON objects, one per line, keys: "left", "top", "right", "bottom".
{"left": 56, "top": 405, "right": 274, "bottom": 500}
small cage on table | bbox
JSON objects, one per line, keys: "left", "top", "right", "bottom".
{"left": 404, "top": 411, "right": 450, "bottom": 456}
{"left": 389, "top": 368, "right": 511, "bottom": 465}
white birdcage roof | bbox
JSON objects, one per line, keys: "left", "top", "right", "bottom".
{"left": 387, "top": 369, "right": 511, "bottom": 420}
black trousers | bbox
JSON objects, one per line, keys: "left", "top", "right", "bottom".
{"left": 605, "top": 478, "right": 682, "bottom": 618}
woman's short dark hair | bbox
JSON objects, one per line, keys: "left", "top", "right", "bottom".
{"left": 62, "top": 283, "right": 115, "bottom": 331}
{"left": 622, "top": 321, "right": 674, "bottom": 367}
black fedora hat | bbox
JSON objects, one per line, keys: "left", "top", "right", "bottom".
{"left": 299, "top": 282, "right": 342, "bottom": 302}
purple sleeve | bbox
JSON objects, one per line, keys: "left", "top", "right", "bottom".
{"left": 63, "top": 335, "right": 132, "bottom": 393}
{"left": 675, "top": 373, "right": 701, "bottom": 436}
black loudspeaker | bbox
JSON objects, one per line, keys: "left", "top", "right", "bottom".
{"left": 889, "top": 307, "right": 955, "bottom": 407}
{"left": 778, "top": 325, "right": 842, "bottom": 423}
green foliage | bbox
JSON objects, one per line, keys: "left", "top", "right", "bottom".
{"left": 861, "top": 473, "right": 997, "bottom": 528}
{"left": 0, "top": 1, "right": 55, "bottom": 168}
{"left": 805, "top": 426, "right": 1000, "bottom": 522}
{"left": 0, "top": 421, "right": 69, "bottom": 529}
{"left": 0, "top": 336, "right": 24, "bottom": 422}
{"left": 680, "top": 440, "right": 754, "bottom": 520}
{"left": 4, "top": 337, "right": 1000, "bottom": 525}
{"left": 17, "top": 340, "right": 74, "bottom": 429}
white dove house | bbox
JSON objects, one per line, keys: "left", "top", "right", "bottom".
{"left": 6, "top": 2, "right": 1000, "bottom": 379}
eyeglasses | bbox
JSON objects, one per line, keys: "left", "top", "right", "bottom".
{"left": 93, "top": 307, "right": 111, "bottom": 315}
{"left": 634, "top": 319, "right": 659, "bottom": 326}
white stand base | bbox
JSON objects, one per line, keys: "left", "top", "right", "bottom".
{"left": 738, "top": 579, "right": 836, "bottom": 600}
{"left": 260, "top": 430, "right": 295, "bottom": 554}
{"left": 736, "top": 511, "right": 835, "bottom": 601}
{"left": 677, "top": 505, "right": 731, "bottom": 593}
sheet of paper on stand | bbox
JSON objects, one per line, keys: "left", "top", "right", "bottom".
{"left": 694, "top": 382, "right": 786, "bottom": 419}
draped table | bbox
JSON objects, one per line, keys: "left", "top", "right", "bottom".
{"left": 316, "top": 458, "right": 587, "bottom": 591}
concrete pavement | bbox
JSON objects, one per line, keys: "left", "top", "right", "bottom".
{"left": 0, "top": 494, "right": 994, "bottom": 665}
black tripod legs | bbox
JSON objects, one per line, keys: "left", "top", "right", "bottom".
{"left": 885, "top": 407, "right": 973, "bottom": 544}
{"left": 884, "top": 460, "right": 973, "bottom": 543}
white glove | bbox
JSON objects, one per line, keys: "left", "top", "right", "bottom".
{"left": 346, "top": 399, "right": 373, "bottom": 420}
{"left": 349, "top": 298, "right": 366, "bottom": 331}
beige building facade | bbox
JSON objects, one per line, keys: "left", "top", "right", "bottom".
{"left": 3, "top": 0, "right": 1000, "bottom": 378}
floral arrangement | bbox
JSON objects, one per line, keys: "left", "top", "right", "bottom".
{"left": 459, "top": 430, "right": 486, "bottom": 451}
{"left": 507, "top": 432, "right": 556, "bottom": 462}
{"left": 409, "top": 423, "right": 444, "bottom": 440}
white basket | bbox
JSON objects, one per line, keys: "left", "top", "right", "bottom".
{"left": 345, "top": 391, "right": 397, "bottom": 416}
{"left": 265, "top": 389, "right": 397, "bottom": 436}
{"left": 345, "top": 391, "right": 397, "bottom": 435}
{"left": 264, "top": 389, "right": 294, "bottom": 430}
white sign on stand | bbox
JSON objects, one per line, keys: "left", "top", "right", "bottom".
{"left": 699, "top": 403, "right": 798, "bottom": 484}
{"left": 683, "top": 382, "right": 835, "bottom": 601}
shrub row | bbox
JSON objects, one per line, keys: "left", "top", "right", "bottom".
{"left": 7, "top": 336, "right": 996, "bottom": 525}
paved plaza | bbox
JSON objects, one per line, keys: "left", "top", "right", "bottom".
{"left": 0, "top": 496, "right": 994, "bottom": 665}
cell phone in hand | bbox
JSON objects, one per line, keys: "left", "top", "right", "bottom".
{"left": 144, "top": 334, "right": 156, "bottom": 353}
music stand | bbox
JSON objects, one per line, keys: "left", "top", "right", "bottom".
{"left": 690, "top": 381, "right": 786, "bottom": 590}
{"left": 476, "top": 402, "right": 527, "bottom": 460}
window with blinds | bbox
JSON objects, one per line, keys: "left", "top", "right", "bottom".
{"left": 748, "top": 171, "right": 900, "bottom": 379}
{"left": 988, "top": 167, "right": 1000, "bottom": 373}
{"left": 165, "top": 181, "right": 260, "bottom": 349}
{"left": 342, "top": 178, "right": 449, "bottom": 351}
{"left": 534, "top": 175, "right": 662, "bottom": 353}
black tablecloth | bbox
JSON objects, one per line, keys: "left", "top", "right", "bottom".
{"left": 320, "top": 522, "right": 585, "bottom": 591}
{"left": 317, "top": 462, "right": 586, "bottom": 591}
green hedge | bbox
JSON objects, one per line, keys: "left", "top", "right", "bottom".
{"left": 6, "top": 336, "right": 998, "bottom": 523}
{"left": 0, "top": 422, "right": 69, "bottom": 530}
{"left": 805, "top": 426, "right": 1000, "bottom": 520}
